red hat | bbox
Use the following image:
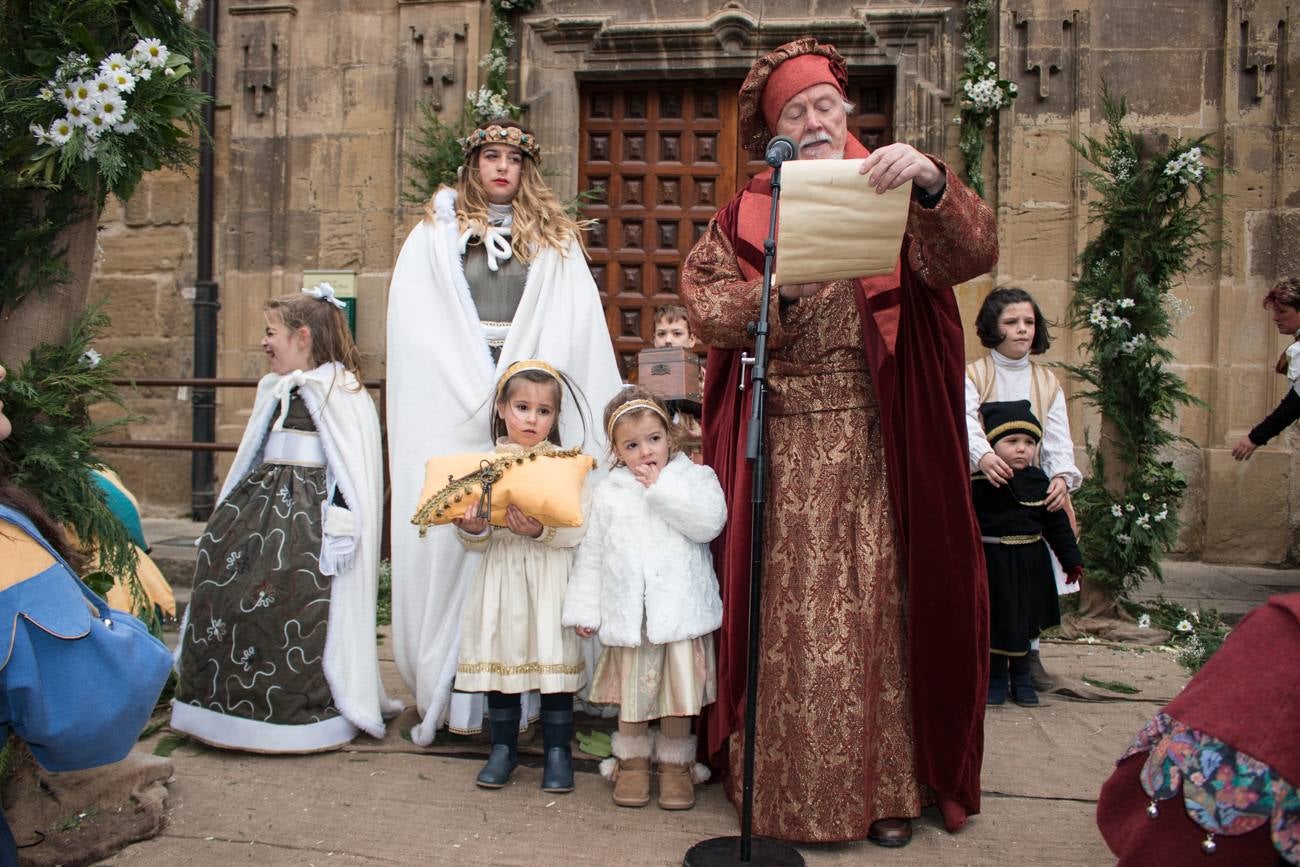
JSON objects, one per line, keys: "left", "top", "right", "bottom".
{"left": 738, "top": 38, "right": 849, "bottom": 158}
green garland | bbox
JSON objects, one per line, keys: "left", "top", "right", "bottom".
{"left": 404, "top": 0, "right": 533, "bottom": 201}
{"left": 1063, "top": 91, "right": 1220, "bottom": 600}
{"left": 0, "top": 0, "right": 210, "bottom": 313}
{"left": 955, "top": 0, "right": 1017, "bottom": 198}
{"left": 0, "top": 306, "right": 158, "bottom": 630}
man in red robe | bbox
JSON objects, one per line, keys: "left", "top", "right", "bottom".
{"left": 681, "top": 38, "right": 996, "bottom": 846}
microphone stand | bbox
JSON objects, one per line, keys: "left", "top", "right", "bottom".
{"left": 684, "top": 149, "right": 804, "bottom": 867}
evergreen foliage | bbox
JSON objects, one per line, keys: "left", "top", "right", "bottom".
{"left": 1064, "top": 92, "right": 1221, "bottom": 599}
{"left": 955, "top": 0, "right": 1017, "bottom": 198}
{"left": 0, "top": 307, "right": 155, "bottom": 625}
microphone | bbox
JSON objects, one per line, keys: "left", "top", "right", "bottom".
{"left": 764, "top": 135, "right": 798, "bottom": 167}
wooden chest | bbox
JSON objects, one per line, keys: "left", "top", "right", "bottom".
{"left": 637, "top": 347, "right": 703, "bottom": 409}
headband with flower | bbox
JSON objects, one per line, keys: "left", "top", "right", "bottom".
{"left": 463, "top": 123, "right": 541, "bottom": 163}
{"left": 302, "top": 281, "right": 347, "bottom": 310}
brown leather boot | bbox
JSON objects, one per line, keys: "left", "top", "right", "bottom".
{"left": 654, "top": 734, "right": 701, "bottom": 810}
{"left": 600, "top": 732, "right": 653, "bottom": 808}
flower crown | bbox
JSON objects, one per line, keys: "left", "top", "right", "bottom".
{"left": 463, "top": 124, "right": 541, "bottom": 162}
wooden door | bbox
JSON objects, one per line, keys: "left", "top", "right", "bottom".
{"left": 579, "top": 74, "right": 894, "bottom": 377}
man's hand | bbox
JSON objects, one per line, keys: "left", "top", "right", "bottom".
{"left": 1045, "top": 476, "right": 1069, "bottom": 512}
{"left": 779, "top": 282, "right": 823, "bottom": 300}
{"left": 978, "top": 452, "right": 1013, "bottom": 486}
{"left": 859, "top": 143, "right": 944, "bottom": 196}
{"left": 1232, "top": 434, "right": 1259, "bottom": 461}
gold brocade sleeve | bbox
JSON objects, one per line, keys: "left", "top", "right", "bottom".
{"left": 680, "top": 220, "right": 796, "bottom": 350}
{"left": 905, "top": 159, "right": 999, "bottom": 290}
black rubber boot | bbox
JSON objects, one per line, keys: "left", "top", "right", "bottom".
{"left": 540, "top": 708, "right": 574, "bottom": 793}
{"left": 1026, "top": 648, "right": 1058, "bottom": 692}
{"left": 987, "top": 653, "right": 1009, "bottom": 706}
{"left": 476, "top": 705, "right": 521, "bottom": 788}
{"left": 1010, "top": 655, "right": 1040, "bottom": 707}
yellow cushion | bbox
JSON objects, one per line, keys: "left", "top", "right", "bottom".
{"left": 412, "top": 445, "right": 596, "bottom": 531}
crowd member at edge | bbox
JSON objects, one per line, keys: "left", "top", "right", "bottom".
{"left": 681, "top": 37, "right": 997, "bottom": 847}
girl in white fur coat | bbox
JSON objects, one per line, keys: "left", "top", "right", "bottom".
{"left": 562, "top": 387, "right": 726, "bottom": 810}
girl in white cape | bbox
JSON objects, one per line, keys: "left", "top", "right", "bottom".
{"left": 386, "top": 119, "right": 622, "bottom": 745}
{"left": 172, "top": 286, "right": 399, "bottom": 752}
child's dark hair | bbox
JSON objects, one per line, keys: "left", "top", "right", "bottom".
{"left": 602, "top": 386, "right": 680, "bottom": 465}
{"left": 264, "top": 291, "right": 364, "bottom": 383}
{"left": 490, "top": 362, "right": 590, "bottom": 447}
{"left": 653, "top": 303, "right": 691, "bottom": 331}
{"left": 974, "top": 286, "right": 1052, "bottom": 354}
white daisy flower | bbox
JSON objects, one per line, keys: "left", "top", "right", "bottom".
{"left": 91, "top": 73, "right": 118, "bottom": 98}
{"left": 133, "top": 38, "right": 169, "bottom": 68}
{"left": 1137, "top": 614, "right": 1151, "bottom": 629}
{"left": 1111, "top": 504, "right": 1123, "bottom": 518}
{"left": 99, "top": 53, "right": 131, "bottom": 74}
{"left": 98, "top": 98, "right": 124, "bottom": 124}
{"left": 49, "top": 118, "right": 74, "bottom": 145}
{"left": 80, "top": 348, "right": 103, "bottom": 368}
{"left": 113, "top": 119, "right": 139, "bottom": 134}
{"left": 38, "top": 87, "right": 55, "bottom": 101}
{"left": 1175, "top": 619, "right": 1193, "bottom": 633}
{"left": 86, "top": 111, "right": 110, "bottom": 138}
{"left": 109, "top": 68, "right": 137, "bottom": 93}
{"left": 65, "top": 103, "right": 92, "bottom": 127}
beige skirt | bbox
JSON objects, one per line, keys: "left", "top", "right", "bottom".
{"left": 589, "top": 635, "right": 717, "bottom": 722}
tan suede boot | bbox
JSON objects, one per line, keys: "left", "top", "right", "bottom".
{"left": 599, "top": 732, "right": 653, "bottom": 808}
{"left": 654, "top": 733, "right": 705, "bottom": 811}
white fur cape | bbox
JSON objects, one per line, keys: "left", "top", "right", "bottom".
{"left": 563, "top": 453, "right": 726, "bottom": 647}
{"left": 386, "top": 188, "right": 623, "bottom": 745}
{"left": 192, "top": 362, "right": 400, "bottom": 738}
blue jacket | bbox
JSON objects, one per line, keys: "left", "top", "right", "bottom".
{"left": 0, "top": 503, "right": 171, "bottom": 859}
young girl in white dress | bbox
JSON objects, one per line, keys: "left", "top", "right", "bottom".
{"left": 563, "top": 387, "right": 726, "bottom": 810}
{"left": 451, "top": 359, "right": 591, "bottom": 793}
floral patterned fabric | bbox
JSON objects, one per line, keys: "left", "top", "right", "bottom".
{"left": 1120, "top": 711, "right": 1299, "bottom": 864}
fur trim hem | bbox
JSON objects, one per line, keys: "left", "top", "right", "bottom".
{"left": 599, "top": 756, "right": 619, "bottom": 781}
{"left": 691, "top": 762, "right": 711, "bottom": 784}
{"left": 612, "top": 731, "right": 654, "bottom": 760}
{"left": 653, "top": 733, "right": 698, "bottom": 766}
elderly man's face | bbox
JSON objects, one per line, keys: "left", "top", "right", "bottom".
{"left": 774, "top": 82, "right": 847, "bottom": 160}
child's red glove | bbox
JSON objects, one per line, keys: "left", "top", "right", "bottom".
{"left": 1066, "top": 565, "right": 1084, "bottom": 585}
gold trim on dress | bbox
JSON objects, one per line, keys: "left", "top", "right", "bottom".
{"left": 457, "top": 660, "right": 586, "bottom": 676}
{"left": 537, "top": 526, "right": 557, "bottom": 546}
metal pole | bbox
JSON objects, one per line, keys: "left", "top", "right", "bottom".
{"left": 191, "top": 0, "right": 221, "bottom": 520}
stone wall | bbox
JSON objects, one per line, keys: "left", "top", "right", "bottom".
{"left": 88, "top": 0, "right": 1300, "bottom": 565}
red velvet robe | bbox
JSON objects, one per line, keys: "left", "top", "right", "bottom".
{"left": 682, "top": 141, "right": 995, "bottom": 840}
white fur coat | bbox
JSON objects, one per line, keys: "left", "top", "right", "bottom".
{"left": 563, "top": 453, "right": 726, "bottom": 647}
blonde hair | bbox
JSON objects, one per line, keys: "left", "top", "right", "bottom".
{"left": 447, "top": 120, "right": 588, "bottom": 265}
{"left": 263, "top": 293, "right": 363, "bottom": 385}
{"left": 602, "top": 386, "right": 680, "bottom": 466}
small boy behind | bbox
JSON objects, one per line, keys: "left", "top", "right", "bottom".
{"left": 652, "top": 303, "right": 696, "bottom": 351}
{"left": 650, "top": 304, "right": 703, "bottom": 441}
{"left": 973, "top": 400, "right": 1084, "bottom": 708}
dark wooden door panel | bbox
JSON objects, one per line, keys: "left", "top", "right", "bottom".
{"left": 580, "top": 73, "right": 893, "bottom": 376}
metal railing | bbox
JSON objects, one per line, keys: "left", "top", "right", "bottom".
{"left": 98, "top": 377, "right": 391, "bottom": 556}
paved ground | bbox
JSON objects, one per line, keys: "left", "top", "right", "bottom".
{"left": 75, "top": 520, "right": 1300, "bottom": 865}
